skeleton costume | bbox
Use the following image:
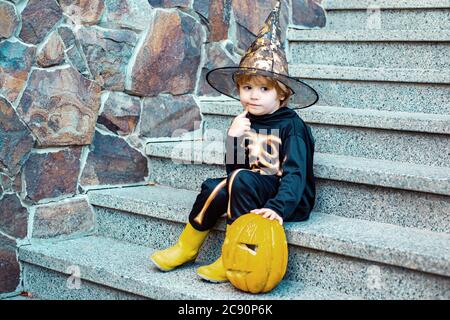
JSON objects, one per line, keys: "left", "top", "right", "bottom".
{"left": 188, "top": 0, "right": 319, "bottom": 231}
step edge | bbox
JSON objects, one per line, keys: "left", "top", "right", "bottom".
{"left": 288, "top": 29, "right": 450, "bottom": 42}
{"left": 321, "top": 0, "right": 450, "bottom": 10}
{"left": 290, "top": 64, "right": 450, "bottom": 83}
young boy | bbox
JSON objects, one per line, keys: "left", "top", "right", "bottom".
{"left": 150, "top": 0, "right": 319, "bottom": 283}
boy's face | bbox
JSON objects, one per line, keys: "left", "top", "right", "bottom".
{"left": 239, "top": 80, "right": 283, "bottom": 116}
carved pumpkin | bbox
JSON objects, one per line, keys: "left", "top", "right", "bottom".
{"left": 222, "top": 213, "right": 288, "bottom": 293}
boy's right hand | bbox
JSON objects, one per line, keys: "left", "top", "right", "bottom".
{"left": 228, "top": 109, "right": 251, "bottom": 137}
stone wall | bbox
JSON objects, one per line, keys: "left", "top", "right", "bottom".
{"left": 0, "top": 0, "right": 325, "bottom": 297}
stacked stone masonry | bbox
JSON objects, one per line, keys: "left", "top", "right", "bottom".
{"left": 4, "top": 0, "right": 449, "bottom": 301}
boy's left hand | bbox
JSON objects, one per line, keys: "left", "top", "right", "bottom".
{"left": 250, "top": 208, "right": 283, "bottom": 225}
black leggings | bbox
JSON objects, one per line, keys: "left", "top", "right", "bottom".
{"left": 188, "top": 169, "right": 280, "bottom": 231}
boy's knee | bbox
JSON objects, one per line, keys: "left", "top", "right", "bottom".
{"left": 201, "top": 178, "right": 219, "bottom": 193}
{"left": 227, "top": 170, "right": 254, "bottom": 192}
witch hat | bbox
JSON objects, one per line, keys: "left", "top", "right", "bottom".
{"left": 206, "top": 0, "right": 319, "bottom": 109}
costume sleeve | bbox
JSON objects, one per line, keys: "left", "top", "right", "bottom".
{"left": 225, "top": 133, "right": 247, "bottom": 175}
{"left": 263, "top": 134, "right": 307, "bottom": 219}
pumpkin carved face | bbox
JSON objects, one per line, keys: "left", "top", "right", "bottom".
{"left": 222, "top": 213, "right": 288, "bottom": 293}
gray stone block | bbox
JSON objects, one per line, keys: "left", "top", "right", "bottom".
{"left": 314, "top": 179, "right": 450, "bottom": 234}
{"left": 286, "top": 63, "right": 450, "bottom": 114}
{"left": 291, "top": 63, "right": 449, "bottom": 84}
{"left": 200, "top": 100, "right": 450, "bottom": 135}
{"left": 145, "top": 140, "right": 450, "bottom": 196}
{"left": 319, "top": 1, "right": 450, "bottom": 34}
{"left": 20, "top": 236, "right": 355, "bottom": 300}
{"left": 203, "top": 113, "right": 450, "bottom": 167}
{"left": 299, "top": 78, "right": 449, "bottom": 114}
{"left": 322, "top": 0, "right": 450, "bottom": 10}
{"left": 22, "top": 263, "right": 146, "bottom": 300}
{"left": 289, "top": 29, "right": 450, "bottom": 42}
{"left": 318, "top": 9, "right": 450, "bottom": 31}
{"left": 292, "top": 41, "right": 449, "bottom": 70}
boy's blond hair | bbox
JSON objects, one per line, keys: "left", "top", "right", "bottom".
{"left": 235, "top": 74, "right": 292, "bottom": 108}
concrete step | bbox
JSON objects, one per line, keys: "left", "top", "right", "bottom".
{"left": 288, "top": 30, "right": 450, "bottom": 70}
{"left": 320, "top": 0, "right": 450, "bottom": 30}
{"left": 199, "top": 99, "right": 450, "bottom": 134}
{"left": 85, "top": 185, "right": 450, "bottom": 299}
{"left": 145, "top": 140, "right": 450, "bottom": 196}
{"left": 323, "top": 0, "right": 450, "bottom": 10}
{"left": 291, "top": 63, "right": 449, "bottom": 84}
{"left": 19, "top": 235, "right": 355, "bottom": 300}
{"left": 144, "top": 140, "right": 450, "bottom": 233}
{"left": 199, "top": 101, "right": 450, "bottom": 167}
{"left": 287, "top": 64, "right": 449, "bottom": 114}
{"left": 289, "top": 29, "right": 450, "bottom": 42}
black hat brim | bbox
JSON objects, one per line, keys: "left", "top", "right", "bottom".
{"left": 206, "top": 67, "right": 319, "bottom": 109}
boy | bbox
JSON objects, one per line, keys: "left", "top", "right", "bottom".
{"left": 150, "top": 1, "right": 318, "bottom": 283}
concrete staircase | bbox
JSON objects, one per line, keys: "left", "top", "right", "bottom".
{"left": 19, "top": 0, "right": 450, "bottom": 299}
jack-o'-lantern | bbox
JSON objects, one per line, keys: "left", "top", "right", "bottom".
{"left": 222, "top": 213, "right": 288, "bottom": 293}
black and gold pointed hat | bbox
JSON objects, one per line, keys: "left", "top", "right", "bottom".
{"left": 206, "top": 1, "right": 319, "bottom": 109}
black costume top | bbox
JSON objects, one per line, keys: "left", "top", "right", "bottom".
{"left": 225, "top": 106, "right": 316, "bottom": 222}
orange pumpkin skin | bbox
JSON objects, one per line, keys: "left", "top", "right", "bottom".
{"left": 222, "top": 213, "right": 288, "bottom": 293}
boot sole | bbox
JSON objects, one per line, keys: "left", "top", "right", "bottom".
{"left": 150, "top": 256, "right": 196, "bottom": 272}
{"left": 197, "top": 272, "right": 229, "bottom": 283}
{"left": 149, "top": 256, "right": 173, "bottom": 272}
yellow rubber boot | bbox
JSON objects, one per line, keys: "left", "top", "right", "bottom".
{"left": 150, "top": 223, "right": 209, "bottom": 271}
{"left": 196, "top": 225, "right": 230, "bottom": 283}
{"left": 197, "top": 256, "right": 228, "bottom": 283}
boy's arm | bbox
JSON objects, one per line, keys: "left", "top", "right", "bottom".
{"left": 263, "top": 134, "right": 308, "bottom": 219}
{"left": 225, "top": 132, "right": 247, "bottom": 175}
{"left": 225, "top": 109, "right": 251, "bottom": 175}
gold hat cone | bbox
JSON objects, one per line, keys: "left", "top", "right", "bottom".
{"left": 206, "top": 0, "right": 319, "bottom": 109}
{"left": 239, "top": 0, "right": 288, "bottom": 76}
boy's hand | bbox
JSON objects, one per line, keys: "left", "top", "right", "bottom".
{"left": 250, "top": 208, "right": 283, "bottom": 225}
{"left": 228, "top": 109, "right": 250, "bottom": 138}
